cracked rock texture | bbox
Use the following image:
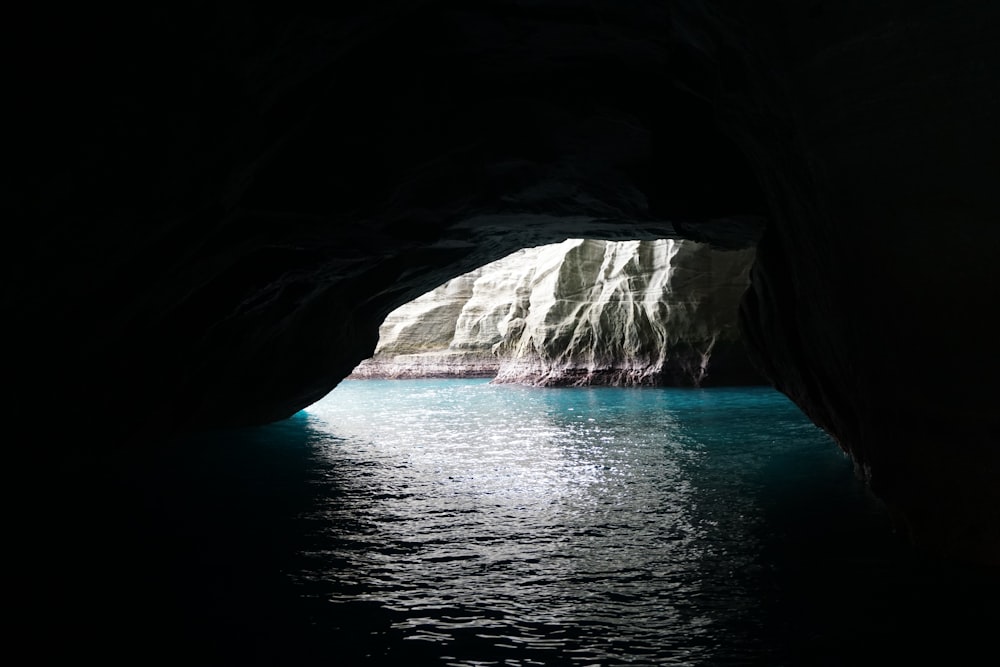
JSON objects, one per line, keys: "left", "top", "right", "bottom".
{"left": 353, "top": 239, "right": 760, "bottom": 386}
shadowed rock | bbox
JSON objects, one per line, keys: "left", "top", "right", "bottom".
{"left": 6, "top": 0, "right": 999, "bottom": 567}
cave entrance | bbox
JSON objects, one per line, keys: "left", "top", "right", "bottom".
{"left": 349, "top": 237, "right": 764, "bottom": 388}
{"left": 292, "top": 237, "right": 907, "bottom": 664}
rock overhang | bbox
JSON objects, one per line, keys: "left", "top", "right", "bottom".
{"left": 5, "top": 0, "right": 999, "bottom": 564}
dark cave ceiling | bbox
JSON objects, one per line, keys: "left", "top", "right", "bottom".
{"left": 5, "top": 0, "right": 999, "bottom": 563}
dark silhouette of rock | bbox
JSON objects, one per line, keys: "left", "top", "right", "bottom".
{"left": 6, "top": 0, "right": 998, "bottom": 574}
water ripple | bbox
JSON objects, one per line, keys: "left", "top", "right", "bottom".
{"left": 292, "top": 382, "right": 807, "bottom": 663}
{"left": 290, "top": 379, "right": 995, "bottom": 665}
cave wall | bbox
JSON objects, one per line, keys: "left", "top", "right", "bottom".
{"left": 731, "top": 2, "right": 1000, "bottom": 562}
{"left": 6, "top": 1, "right": 999, "bottom": 563}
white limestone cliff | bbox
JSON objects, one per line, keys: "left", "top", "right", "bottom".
{"left": 350, "top": 239, "right": 760, "bottom": 386}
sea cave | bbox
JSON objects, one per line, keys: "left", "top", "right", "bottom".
{"left": 7, "top": 1, "right": 1000, "bottom": 663}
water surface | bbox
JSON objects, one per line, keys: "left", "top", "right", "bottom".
{"left": 71, "top": 380, "right": 996, "bottom": 665}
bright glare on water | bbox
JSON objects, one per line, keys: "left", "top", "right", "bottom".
{"left": 277, "top": 380, "right": 990, "bottom": 665}
{"left": 141, "top": 379, "right": 995, "bottom": 666}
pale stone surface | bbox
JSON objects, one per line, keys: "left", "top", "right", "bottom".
{"left": 352, "top": 239, "right": 759, "bottom": 386}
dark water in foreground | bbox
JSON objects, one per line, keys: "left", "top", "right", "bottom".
{"left": 45, "top": 381, "right": 996, "bottom": 665}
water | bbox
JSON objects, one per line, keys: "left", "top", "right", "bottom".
{"left": 301, "top": 380, "right": 847, "bottom": 664}
{"left": 49, "top": 380, "right": 998, "bottom": 665}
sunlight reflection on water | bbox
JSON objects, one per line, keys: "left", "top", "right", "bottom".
{"left": 297, "top": 380, "right": 831, "bottom": 664}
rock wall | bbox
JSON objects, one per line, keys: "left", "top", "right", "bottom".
{"left": 352, "top": 239, "right": 760, "bottom": 386}
{"left": 351, "top": 263, "right": 504, "bottom": 378}
{"left": 7, "top": 0, "right": 999, "bottom": 576}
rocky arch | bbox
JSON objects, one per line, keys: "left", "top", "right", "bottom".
{"left": 7, "top": 1, "right": 999, "bottom": 565}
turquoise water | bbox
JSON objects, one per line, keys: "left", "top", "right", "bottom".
{"left": 62, "top": 380, "right": 997, "bottom": 665}
{"left": 301, "top": 380, "right": 847, "bottom": 665}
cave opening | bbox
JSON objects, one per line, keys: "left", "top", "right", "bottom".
{"left": 347, "top": 237, "right": 766, "bottom": 389}
{"left": 271, "top": 238, "right": 889, "bottom": 661}
{"left": 11, "top": 1, "right": 1000, "bottom": 662}
{"left": 278, "top": 230, "right": 997, "bottom": 663}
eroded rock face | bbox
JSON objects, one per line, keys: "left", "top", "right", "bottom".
{"left": 353, "top": 239, "right": 760, "bottom": 386}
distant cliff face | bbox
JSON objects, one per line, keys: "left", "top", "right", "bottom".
{"left": 352, "top": 239, "right": 761, "bottom": 386}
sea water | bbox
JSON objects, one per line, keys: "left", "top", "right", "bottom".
{"left": 75, "top": 380, "right": 996, "bottom": 665}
